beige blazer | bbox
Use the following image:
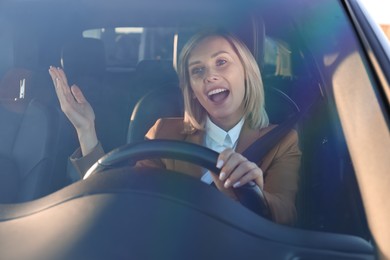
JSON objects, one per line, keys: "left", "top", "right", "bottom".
{"left": 71, "top": 117, "right": 301, "bottom": 225}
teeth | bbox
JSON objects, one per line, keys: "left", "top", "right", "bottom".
{"left": 208, "top": 88, "right": 227, "bottom": 96}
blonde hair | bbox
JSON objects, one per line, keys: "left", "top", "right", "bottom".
{"left": 177, "top": 29, "right": 269, "bottom": 133}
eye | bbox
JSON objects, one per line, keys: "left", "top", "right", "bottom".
{"left": 216, "top": 59, "right": 227, "bottom": 66}
{"left": 190, "top": 67, "right": 205, "bottom": 76}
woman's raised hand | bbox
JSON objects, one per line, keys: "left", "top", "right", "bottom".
{"left": 49, "top": 66, "right": 98, "bottom": 156}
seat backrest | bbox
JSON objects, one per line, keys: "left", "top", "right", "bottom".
{"left": 264, "top": 87, "right": 300, "bottom": 124}
{"left": 0, "top": 99, "right": 60, "bottom": 203}
{"left": 127, "top": 86, "right": 298, "bottom": 143}
{"left": 126, "top": 59, "right": 180, "bottom": 143}
{"left": 127, "top": 86, "right": 184, "bottom": 143}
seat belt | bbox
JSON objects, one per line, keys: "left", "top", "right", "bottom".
{"left": 235, "top": 87, "right": 322, "bottom": 218}
{"left": 241, "top": 111, "right": 301, "bottom": 163}
{"left": 241, "top": 89, "right": 319, "bottom": 162}
{"left": 236, "top": 106, "right": 308, "bottom": 219}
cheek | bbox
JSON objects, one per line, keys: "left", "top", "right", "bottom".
{"left": 230, "top": 72, "right": 246, "bottom": 92}
{"left": 190, "top": 81, "right": 203, "bottom": 96}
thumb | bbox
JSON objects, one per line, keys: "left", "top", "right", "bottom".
{"left": 70, "top": 85, "right": 87, "bottom": 103}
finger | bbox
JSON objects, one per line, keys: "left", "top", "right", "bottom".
{"left": 71, "top": 85, "right": 87, "bottom": 104}
{"left": 50, "top": 68, "right": 73, "bottom": 100}
{"left": 219, "top": 152, "right": 245, "bottom": 181}
{"left": 57, "top": 67, "right": 70, "bottom": 87}
{"left": 217, "top": 148, "right": 235, "bottom": 181}
{"left": 48, "top": 66, "right": 61, "bottom": 86}
{"left": 230, "top": 163, "right": 263, "bottom": 188}
{"left": 50, "top": 74, "right": 66, "bottom": 102}
{"left": 49, "top": 75, "right": 77, "bottom": 115}
{"left": 223, "top": 160, "right": 255, "bottom": 188}
{"left": 55, "top": 77, "right": 73, "bottom": 104}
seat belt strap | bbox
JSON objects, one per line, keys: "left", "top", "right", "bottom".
{"left": 242, "top": 111, "right": 302, "bottom": 163}
{"left": 241, "top": 89, "right": 320, "bottom": 162}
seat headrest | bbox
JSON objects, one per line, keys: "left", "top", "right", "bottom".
{"left": 135, "top": 59, "right": 178, "bottom": 88}
{"left": 136, "top": 60, "right": 176, "bottom": 78}
{"left": 61, "top": 38, "right": 106, "bottom": 83}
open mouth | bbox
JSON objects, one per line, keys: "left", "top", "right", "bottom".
{"left": 207, "top": 88, "right": 230, "bottom": 103}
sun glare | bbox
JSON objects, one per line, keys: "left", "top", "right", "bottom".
{"left": 359, "top": 0, "right": 390, "bottom": 25}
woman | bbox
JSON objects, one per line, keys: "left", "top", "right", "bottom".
{"left": 49, "top": 30, "right": 301, "bottom": 225}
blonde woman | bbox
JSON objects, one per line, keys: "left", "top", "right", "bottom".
{"left": 49, "top": 30, "right": 301, "bottom": 225}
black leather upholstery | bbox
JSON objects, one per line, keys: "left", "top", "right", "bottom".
{"left": 127, "top": 87, "right": 183, "bottom": 143}
{"left": 0, "top": 68, "right": 33, "bottom": 100}
{"left": 135, "top": 60, "right": 178, "bottom": 89}
{"left": 61, "top": 38, "right": 106, "bottom": 84}
{"left": 127, "top": 86, "right": 298, "bottom": 143}
{"left": 127, "top": 59, "right": 180, "bottom": 143}
{"left": 0, "top": 99, "right": 60, "bottom": 203}
{"left": 264, "top": 87, "right": 300, "bottom": 124}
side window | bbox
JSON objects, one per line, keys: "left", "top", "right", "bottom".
{"left": 82, "top": 27, "right": 176, "bottom": 70}
{"left": 83, "top": 27, "right": 143, "bottom": 69}
{"left": 264, "top": 37, "right": 292, "bottom": 77}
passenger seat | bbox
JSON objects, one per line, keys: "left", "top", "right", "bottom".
{"left": 0, "top": 68, "right": 32, "bottom": 100}
{"left": 0, "top": 99, "right": 60, "bottom": 203}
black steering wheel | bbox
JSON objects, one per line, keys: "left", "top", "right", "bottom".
{"left": 84, "top": 140, "right": 271, "bottom": 219}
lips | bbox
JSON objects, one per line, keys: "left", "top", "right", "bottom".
{"left": 207, "top": 88, "right": 230, "bottom": 103}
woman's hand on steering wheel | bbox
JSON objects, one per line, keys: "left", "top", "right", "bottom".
{"left": 213, "top": 148, "right": 264, "bottom": 193}
{"left": 84, "top": 140, "right": 270, "bottom": 218}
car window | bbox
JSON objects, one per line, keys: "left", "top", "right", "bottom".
{"left": 1, "top": 1, "right": 388, "bottom": 257}
{"left": 264, "top": 37, "right": 292, "bottom": 77}
{"left": 83, "top": 27, "right": 177, "bottom": 70}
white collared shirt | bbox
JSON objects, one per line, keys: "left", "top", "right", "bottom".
{"left": 201, "top": 116, "right": 245, "bottom": 184}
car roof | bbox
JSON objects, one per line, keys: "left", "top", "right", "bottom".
{"left": 0, "top": 0, "right": 296, "bottom": 28}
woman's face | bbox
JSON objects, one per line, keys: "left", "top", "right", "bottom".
{"left": 188, "top": 36, "right": 246, "bottom": 131}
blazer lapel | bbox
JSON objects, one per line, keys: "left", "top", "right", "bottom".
{"left": 184, "top": 129, "right": 204, "bottom": 146}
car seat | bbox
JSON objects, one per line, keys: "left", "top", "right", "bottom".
{"left": 127, "top": 86, "right": 184, "bottom": 143}
{"left": 61, "top": 38, "right": 106, "bottom": 83}
{"left": 0, "top": 99, "right": 60, "bottom": 203}
{"left": 127, "top": 21, "right": 298, "bottom": 142}
{"left": 127, "top": 86, "right": 299, "bottom": 143}
{"left": 126, "top": 59, "right": 180, "bottom": 143}
{"left": 0, "top": 68, "right": 33, "bottom": 100}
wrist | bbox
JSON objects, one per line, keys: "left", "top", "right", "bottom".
{"left": 76, "top": 124, "right": 98, "bottom": 156}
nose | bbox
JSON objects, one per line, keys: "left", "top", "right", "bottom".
{"left": 204, "top": 69, "right": 219, "bottom": 83}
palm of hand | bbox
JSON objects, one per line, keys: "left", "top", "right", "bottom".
{"left": 49, "top": 67, "right": 95, "bottom": 132}
{"left": 62, "top": 85, "right": 95, "bottom": 131}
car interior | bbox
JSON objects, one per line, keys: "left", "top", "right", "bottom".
{"left": 0, "top": 0, "right": 381, "bottom": 258}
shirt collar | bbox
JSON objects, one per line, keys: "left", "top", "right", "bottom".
{"left": 205, "top": 116, "right": 245, "bottom": 147}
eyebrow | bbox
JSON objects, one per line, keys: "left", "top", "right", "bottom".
{"left": 188, "top": 51, "right": 230, "bottom": 67}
